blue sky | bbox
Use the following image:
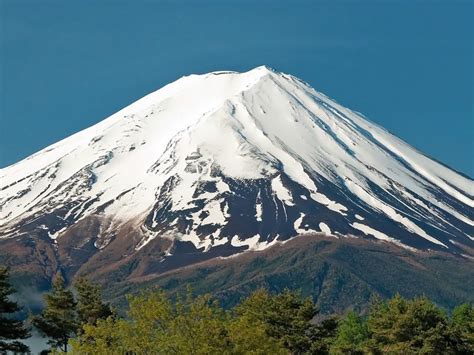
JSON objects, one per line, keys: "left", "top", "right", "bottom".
{"left": 1, "top": 0, "right": 473, "bottom": 176}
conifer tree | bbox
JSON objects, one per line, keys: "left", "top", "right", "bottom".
{"left": 0, "top": 266, "right": 30, "bottom": 354}
{"left": 32, "top": 273, "right": 78, "bottom": 353}
{"left": 236, "top": 288, "right": 318, "bottom": 353}
{"left": 74, "top": 277, "right": 113, "bottom": 327}
{"left": 330, "top": 311, "right": 368, "bottom": 354}
{"left": 366, "top": 294, "right": 450, "bottom": 353}
{"left": 309, "top": 317, "right": 339, "bottom": 354}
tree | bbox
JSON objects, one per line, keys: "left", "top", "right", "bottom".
{"left": 309, "top": 317, "right": 339, "bottom": 354}
{"left": 69, "top": 289, "right": 474, "bottom": 354}
{"left": 235, "top": 288, "right": 318, "bottom": 353}
{"left": 0, "top": 266, "right": 30, "bottom": 354}
{"left": 449, "top": 303, "right": 474, "bottom": 354}
{"left": 74, "top": 277, "right": 113, "bottom": 328}
{"left": 226, "top": 312, "right": 287, "bottom": 354}
{"left": 72, "top": 289, "right": 230, "bottom": 354}
{"left": 71, "top": 288, "right": 287, "bottom": 354}
{"left": 69, "top": 316, "right": 127, "bottom": 354}
{"left": 330, "top": 311, "right": 368, "bottom": 354}
{"left": 32, "top": 273, "right": 79, "bottom": 353}
{"left": 367, "top": 294, "right": 450, "bottom": 354}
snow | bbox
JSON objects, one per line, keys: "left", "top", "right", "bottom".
{"left": 345, "top": 180, "right": 448, "bottom": 248}
{"left": 293, "top": 213, "right": 329, "bottom": 235}
{"left": 0, "top": 65, "right": 472, "bottom": 254}
{"left": 231, "top": 234, "right": 280, "bottom": 251}
{"left": 351, "top": 222, "right": 416, "bottom": 251}
{"left": 255, "top": 202, "right": 263, "bottom": 221}
{"left": 271, "top": 175, "right": 294, "bottom": 206}
{"left": 201, "top": 199, "right": 227, "bottom": 225}
{"left": 47, "top": 227, "right": 67, "bottom": 240}
{"left": 319, "top": 223, "right": 331, "bottom": 235}
{"left": 351, "top": 222, "right": 396, "bottom": 243}
{"left": 212, "top": 236, "right": 229, "bottom": 247}
{"left": 293, "top": 213, "right": 310, "bottom": 234}
{"left": 231, "top": 234, "right": 260, "bottom": 249}
{"left": 294, "top": 213, "right": 303, "bottom": 231}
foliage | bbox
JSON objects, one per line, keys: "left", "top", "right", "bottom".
{"left": 74, "top": 277, "right": 114, "bottom": 327}
{"left": 0, "top": 267, "right": 471, "bottom": 355}
{"left": 448, "top": 303, "right": 474, "bottom": 354}
{"left": 0, "top": 266, "right": 30, "bottom": 354}
{"left": 71, "top": 288, "right": 474, "bottom": 355}
{"left": 330, "top": 311, "right": 368, "bottom": 354}
{"left": 365, "top": 294, "right": 451, "bottom": 354}
{"left": 32, "top": 273, "right": 79, "bottom": 353}
{"left": 235, "top": 288, "right": 318, "bottom": 353}
{"left": 71, "top": 288, "right": 286, "bottom": 354}
{"left": 308, "top": 317, "right": 339, "bottom": 354}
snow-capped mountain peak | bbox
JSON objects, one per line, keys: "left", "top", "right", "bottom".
{"left": 1, "top": 66, "right": 472, "bottom": 256}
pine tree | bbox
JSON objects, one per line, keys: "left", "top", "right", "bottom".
{"left": 330, "top": 311, "right": 368, "bottom": 354}
{"left": 367, "top": 294, "right": 450, "bottom": 353}
{"left": 236, "top": 288, "right": 318, "bottom": 353}
{"left": 74, "top": 277, "right": 113, "bottom": 328}
{"left": 0, "top": 266, "right": 30, "bottom": 354}
{"left": 32, "top": 273, "right": 79, "bottom": 353}
{"left": 309, "top": 317, "right": 339, "bottom": 354}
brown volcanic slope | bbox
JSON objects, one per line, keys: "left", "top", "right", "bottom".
{"left": 85, "top": 234, "right": 474, "bottom": 314}
{"left": 2, "top": 212, "right": 472, "bottom": 315}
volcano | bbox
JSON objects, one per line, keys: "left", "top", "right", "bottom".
{"left": 0, "top": 66, "right": 472, "bottom": 304}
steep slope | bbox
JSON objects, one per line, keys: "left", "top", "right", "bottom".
{"left": 100, "top": 235, "right": 474, "bottom": 315}
{"left": 0, "top": 66, "right": 473, "bottom": 285}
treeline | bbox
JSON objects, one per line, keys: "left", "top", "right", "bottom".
{"left": 1, "top": 266, "right": 473, "bottom": 354}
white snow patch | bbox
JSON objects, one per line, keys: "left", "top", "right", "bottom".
{"left": 212, "top": 236, "right": 229, "bottom": 247}
{"left": 271, "top": 175, "right": 294, "bottom": 206}
{"left": 351, "top": 222, "right": 415, "bottom": 251}
{"left": 47, "top": 227, "right": 67, "bottom": 240}
{"left": 292, "top": 213, "right": 320, "bottom": 235}
{"left": 255, "top": 203, "right": 263, "bottom": 221}
{"left": 319, "top": 222, "right": 331, "bottom": 235}
{"left": 201, "top": 199, "right": 226, "bottom": 225}
{"left": 231, "top": 234, "right": 260, "bottom": 249}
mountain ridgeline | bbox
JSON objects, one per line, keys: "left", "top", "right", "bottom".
{"left": 0, "top": 66, "right": 472, "bottom": 312}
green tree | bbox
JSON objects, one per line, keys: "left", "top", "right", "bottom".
{"left": 235, "top": 288, "right": 318, "bottom": 353}
{"left": 167, "top": 291, "right": 230, "bottom": 354}
{"left": 70, "top": 316, "right": 128, "bottom": 354}
{"left": 309, "top": 317, "right": 339, "bottom": 354}
{"left": 330, "top": 311, "right": 368, "bottom": 355}
{"left": 32, "top": 273, "right": 79, "bottom": 353}
{"left": 226, "top": 313, "right": 287, "bottom": 354}
{"left": 0, "top": 266, "right": 30, "bottom": 354}
{"left": 367, "top": 294, "right": 450, "bottom": 354}
{"left": 72, "top": 289, "right": 230, "bottom": 354}
{"left": 71, "top": 288, "right": 287, "bottom": 354}
{"left": 449, "top": 303, "right": 474, "bottom": 354}
{"left": 74, "top": 277, "right": 113, "bottom": 327}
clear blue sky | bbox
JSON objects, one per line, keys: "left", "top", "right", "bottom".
{"left": 1, "top": 0, "right": 473, "bottom": 176}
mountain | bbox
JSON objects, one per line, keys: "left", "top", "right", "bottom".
{"left": 1, "top": 66, "right": 473, "bottom": 311}
{"left": 103, "top": 235, "right": 474, "bottom": 315}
